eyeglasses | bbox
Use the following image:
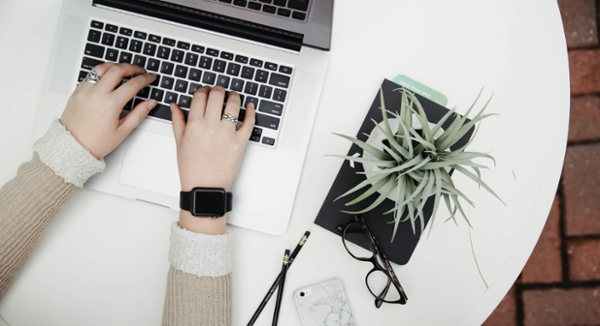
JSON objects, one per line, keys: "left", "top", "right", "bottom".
{"left": 338, "top": 214, "right": 408, "bottom": 308}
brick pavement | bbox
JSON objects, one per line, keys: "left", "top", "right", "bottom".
{"left": 484, "top": 1, "right": 600, "bottom": 325}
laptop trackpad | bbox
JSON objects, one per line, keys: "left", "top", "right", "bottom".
{"left": 118, "top": 130, "right": 180, "bottom": 197}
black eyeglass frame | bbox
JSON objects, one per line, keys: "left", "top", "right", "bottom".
{"left": 340, "top": 214, "right": 408, "bottom": 307}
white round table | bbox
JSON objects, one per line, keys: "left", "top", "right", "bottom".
{"left": 0, "top": 0, "right": 569, "bottom": 325}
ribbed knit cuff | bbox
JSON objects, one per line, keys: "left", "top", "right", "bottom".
{"left": 169, "top": 222, "right": 232, "bottom": 277}
{"left": 33, "top": 119, "right": 105, "bottom": 188}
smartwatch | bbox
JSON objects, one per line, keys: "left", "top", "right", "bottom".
{"left": 179, "top": 187, "right": 233, "bottom": 218}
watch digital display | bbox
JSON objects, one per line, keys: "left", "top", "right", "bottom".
{"left": 192, "top": 188, "right": 226, "bottom": 216}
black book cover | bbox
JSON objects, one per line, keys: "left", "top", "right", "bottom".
{"left": 314, "top": 79, "right": 475, "bottom": 265}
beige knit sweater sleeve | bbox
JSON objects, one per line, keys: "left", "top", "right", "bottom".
{"left": 0, "top": 120, "right": 232, "bottom": 325}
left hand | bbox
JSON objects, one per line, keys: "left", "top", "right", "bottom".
{"left": 60, "top": 63, "right": 157, "bottom": 159}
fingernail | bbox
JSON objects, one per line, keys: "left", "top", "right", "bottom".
{"left": 148, "top": 100, "right": 157, "bottom": 110}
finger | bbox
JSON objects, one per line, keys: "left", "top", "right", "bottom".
{"left": 118, "top": 99, "right": 157, "bottom": 136}
{"left": 170, "top": 102, "right": 186, "bottom": 147}
{"left": 188, "top": 86, "right": 211, "bottom": 122}
{"left": 205, "top": 86, "right": 226, "bottom": 121}
{"left": 114, "top": 73, "right": 156, "bottom": 105}
{"left": 96, "top": 64, "right": 147, "bottom": 93}
{"left": 77, "top": 62, "right": 117, "bottom": 91}
{"left": 237, "top": 102, "right": 256, "bottom": 141}
{"left": 222, "top": 91, "right": 241, "bottom": 123}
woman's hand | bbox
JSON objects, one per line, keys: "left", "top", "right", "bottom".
{"left": 60, "top": 63, "right": 157, "bottom": 159}
{"left": 171, "top": 86, "right": 256, "bottom": 192}
{"left": 170, "top": 86, "right": 255, "bottom": 234}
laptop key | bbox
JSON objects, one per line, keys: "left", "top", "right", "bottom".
{"left": 133, "top": 55, "right": 146, "bottom": 67}
{"left": 101, "top": 33, "right": 115, "bottom": 46}
{"left": 220, "top": 52, "right": 234, "bottom": 60}
{"left": 175, "top": 79, "right": 189, "bottom": 92}
{"left": 245, "top": 97, "right": 259, "bottom": 110}
{"left": 244, "top": 81, "right": 258, "bottom": 95}
{"left": 192, "top": 45, "right": 205, "bottom": 53}
{"left": 268, "top": 73, "right": 290, "bottom": 88}
{"left": 219, "top": 0, "right": 233, "bottom": 3}
{"left": 262, "top": 137, "right": 275, "bottom": 146}
{"left": 147, "top": 58, "right": 160, "bottom": 72}
{"left": 273, "top": 88, "right": 287, "bottom": 102}
{"left": 116, "top": 36, "right": 129, "bottom": 49}
{"left": 217, "top": 75, "right": 230, "bottom": 88}
{"left": 105, "top": 24, "right": 118, "bottom": 33}
{"left": 150, "top": 74, "right": 160, "bottom": 87}
{"left": 165, "top": 92, "right": 178, "bottom": 104}
{"left": 259, "top": 100, "right": 283, "bottom": 116}
{"left": 171, "top": 50, "right": 184, "bottom": 63}
{"left": 158, "top": 46, "right": 171, "bottom": 59}
{"left": 259, "top": 85, "right": 273, "bottom": 99}
{"left": 213, "top": 59, "right": 226, "bottom": 73}
{"left": 151, "top": 88, "right": 164, "bottom": 102}
{"left": 273, "top": 0, "right": 286, "bottom": 5}
{"left": 85, "top": 43, "right": 105, "bottom": 59}
{"left": 91, "top": 20, "right": 104, "bottom": 29}
{"left": 105, "top": 48, "right": 119, "bottom": 62}
{"left": 81, "top": 57, "right": 104, "bottom": 70}
{"left": 250, "top": 127, "right": 262, "bottom": 142}
{"left": 292, "top": 11, "right": 306, "bottom": 20}
{"left": 233, "top": 0, "right": 247, "bottom": 6}
{"left": 163, "top": 38, "right": 176, "bottom": 46}
{"left": 175, "top": 65, "right": 188, "bottom": 78}
{"left": 119, "top": 52, "right": 132, "bottom": 64}
{"left": 149, "top": 34, "right": 161, "bottom": 43}
{"left": 161, "top": 76, "right": 175, "bottom": 90}
{"left": 160, "top": 62, "right": 175, "bottom": 75}
{"left": 188, "top": 83, "right": 202, "bottom": 95}
{"left": 255, "top": 112, "right": 280, "bottom": 130}
{"left": 143, "top": 43, "right": 157, "bottom": 56}
{"left": 189, "top": 68, "right": 202, "bottom": 82}
{"left": 277, "top": 8, "right": 291, "bottom": 17}
{"left": 250, "top": 58, "right": 263, "bottom": 67}
{"left": 248, "top": 2, "right": 261, "bottom": 10}
{"left": 178, "top": 95, "right": 192, "bottom": 108}
{"left": 241, "top": 66, "right": 255, "bottom": 79}
{"left": 129, "top": 40, "right": 143, "bottom": 53}
{"left": 79, "top": 70, "right": 88, "bottom": 82}
{"left": 255, "top": 69, "right": 268, "bottom": 83}
{"left": 185, "top": 53, "right": 199, "bottom": 66}
{"left": 202, "top": 71, "right": 216, "bottom": 85}
{"left": 226, "top": 63, "right": 241, "bottom": 76}
{"left": 235, "top": 55, "right": 248, "bottom": 64}
{"left": 207, "top": 48, "right": 219, "bottom": 57}
{"left": 87, "top": 30, "right": 101, "bottom": 43}
{"left": 231, "top": 78, "right": 244, "bottom": 92}
{"left": 177, "top": 41, "right": 190, "bottom": 50}
{"left": 149, "top": 104, "right": 172, "bottom": 121}
{"left": 288, "top": 0, "right": 309, "bottom": 11}
{"left": 262, "top": 4, "right": 276, "bottom": 13}
{"left": 265, "top": 62, "right": 278, "bottom": 71}
{"left": 279, "top": 65, "right": 293, "bottom": 74}
{"left": 134, "top": 31, "right": 147, "bottom": 40}
{"left": 199, "top": 56, "right": 213, "bottom": 69}
{"left": 137, "top": 86, "right": 150, "bottom": 99}
{"left": 119, "top": 27, "right": 133, "bottom": 36}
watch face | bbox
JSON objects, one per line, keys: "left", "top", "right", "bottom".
{"left": 193, "top": 188, "right": 226, "bottom": 216}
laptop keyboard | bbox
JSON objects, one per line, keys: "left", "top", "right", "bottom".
{"left": 208, "top": 0, "right": 311, "bottom": 22}
{"left": 79, "top": 19, "right": 295, "bottom": 148}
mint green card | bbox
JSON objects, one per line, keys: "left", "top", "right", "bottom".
{"left": 393, "top": 75, "right": 448, "bottom": 107}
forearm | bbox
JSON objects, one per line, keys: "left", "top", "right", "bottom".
{"left": 162, "top": 222, "right": 232, "bottom": 325}
{"left": 0, "top": 154, "right": 76, "bottom": 297}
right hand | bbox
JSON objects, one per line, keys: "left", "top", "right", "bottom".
{"left": 170, "top": 86, "right": 256, "bottom": 192}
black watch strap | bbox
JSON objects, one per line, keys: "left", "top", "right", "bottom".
{"left": 179, "top": 188, "right": 233, "bottom": 217}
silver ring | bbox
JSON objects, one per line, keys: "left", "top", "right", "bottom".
{"left": 83, "top": 70, "right": 101, "bottom": 84}
{"left": 222, "top": 113, "right": 239, "bottom": 124}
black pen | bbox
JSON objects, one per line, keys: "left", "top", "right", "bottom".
{"left": 272, "top": 249, "right": 290, "bottom": 326}
{"left": 247, "top": 231, "right": 311, "bottom": 326}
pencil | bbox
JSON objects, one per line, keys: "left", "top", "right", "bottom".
{"left": 272, "top": 249, "right": 290, "bottom": 326}
{"left": 247, "top": 231, "right": 311, "bottom": 326}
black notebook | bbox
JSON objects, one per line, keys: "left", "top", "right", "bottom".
{"left": 314, "top": 79, "right": 475, "bottom": 265}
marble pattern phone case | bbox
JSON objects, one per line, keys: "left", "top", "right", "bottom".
{"left": 293, "top": 278, "right": 356, "bottom": 326}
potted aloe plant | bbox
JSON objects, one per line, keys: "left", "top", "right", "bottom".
{"left": 333, "top": 87, "right": 504, "bottom": 241}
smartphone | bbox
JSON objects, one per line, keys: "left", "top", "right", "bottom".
{"left": 292, "top": 278, "right": 356, "bottom": 326}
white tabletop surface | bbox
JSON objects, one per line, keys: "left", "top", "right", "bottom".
{"left": 0, "top": 0, "right": 569, "bottom": 325}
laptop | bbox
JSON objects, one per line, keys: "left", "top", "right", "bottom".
{"left": 31, "top": 0, "right": 332, "bottom": 235}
